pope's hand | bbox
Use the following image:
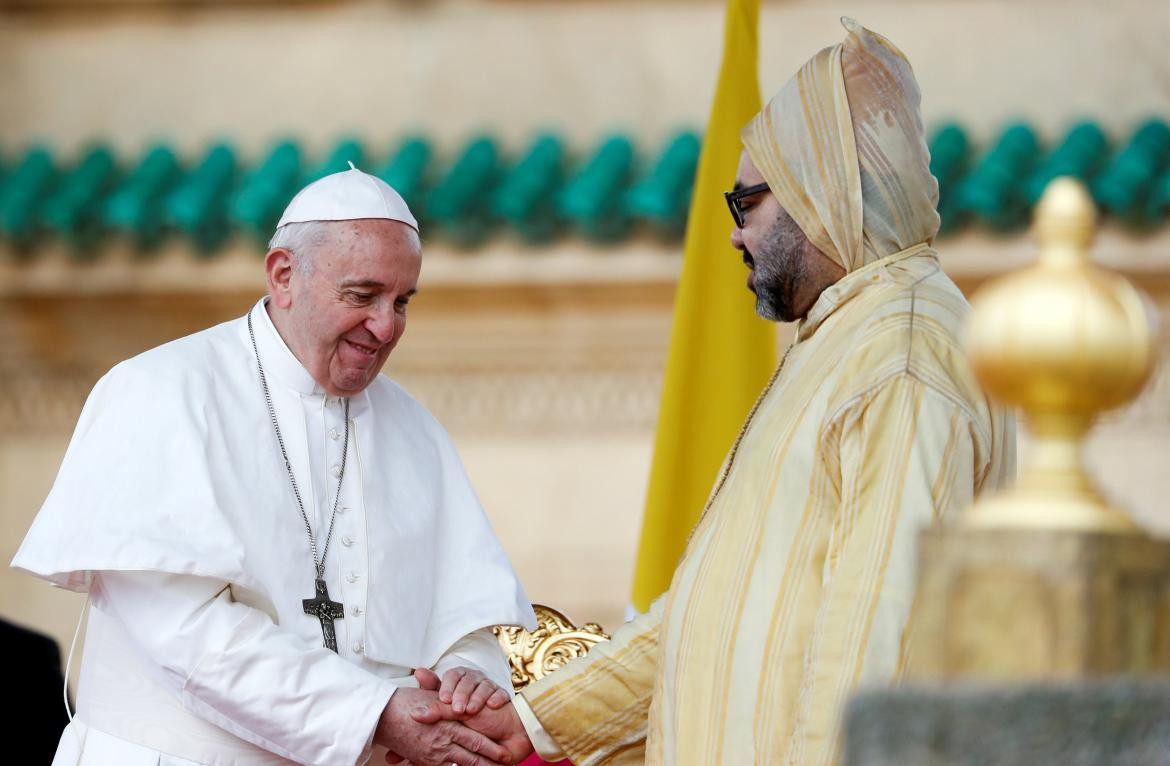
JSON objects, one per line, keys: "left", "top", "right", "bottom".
{"left": 415, "top": 666, "right": 511, "bottom": 715}
{"left": 375, "top": 687, "right": 513, "bottom": 766}
{"left": 408, "top": 679, "right": 534, "bottom": 766}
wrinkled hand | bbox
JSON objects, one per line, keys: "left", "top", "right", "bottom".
{"left": 409, "top": 674, "right": 533, "bottom": 766}
{"left": 375, "top": 686, "right": 513, "bottom": 766}
{"left": 416, "top": 666, "right": 511, "bottom": 715}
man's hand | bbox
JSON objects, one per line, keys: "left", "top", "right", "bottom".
{"left": 416, "top": 666, "right": 511, "bottom": 715}
{"left": 409, "top": 679, "right": 534, "bottom": 766}
{"left": 375, "top": 687, "right": 514, "bottom": 766}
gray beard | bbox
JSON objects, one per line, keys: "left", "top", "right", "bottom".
{"left": 750, "top": 213, "right": 809, "bottom": 323}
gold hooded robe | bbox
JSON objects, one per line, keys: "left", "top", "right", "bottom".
{"left": 519, "top": 18, "right": 1015, "bottom": 765}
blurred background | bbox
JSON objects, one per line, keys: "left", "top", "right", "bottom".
{"left": 2, "top": 0, "right": 1169, "bottom": 695}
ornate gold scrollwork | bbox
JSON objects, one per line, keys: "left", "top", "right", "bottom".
{"left": 494, "top": 604, "right": 611, "bottom": 691}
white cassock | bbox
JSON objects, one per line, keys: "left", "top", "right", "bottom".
{"left": 12, "top": 298, "right": 537, "bottom": 766}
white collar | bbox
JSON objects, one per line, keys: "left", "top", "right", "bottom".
{"left": 247, "top": 297, "right": 326, "bottom": 397}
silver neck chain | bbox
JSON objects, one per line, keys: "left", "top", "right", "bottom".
{"left": 247, "top": 312, "right": 349, "bottom": 580}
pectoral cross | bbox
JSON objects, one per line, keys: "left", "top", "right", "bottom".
{"left": 303, "top": 578, "right": 344, "bottom": 652}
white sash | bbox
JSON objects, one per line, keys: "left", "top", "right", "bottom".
{"left": 63, "top": 604, "right": 294, "bottom": 766}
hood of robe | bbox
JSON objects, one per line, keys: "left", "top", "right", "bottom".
{"left": 741, "top": 17, "right": 940, "bottom": 275}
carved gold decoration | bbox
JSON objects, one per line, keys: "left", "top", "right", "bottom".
{"left": 494, "top": 604, "right": 610, "bottom": 691}
{"left": 963, "top": 177, "right": 1158, "bottom": 531}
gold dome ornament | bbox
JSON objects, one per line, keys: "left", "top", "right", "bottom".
{"left": 963, "top": 177, "right": 1158, "bottom": 532}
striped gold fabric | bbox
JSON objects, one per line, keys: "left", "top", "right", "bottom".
{"left": 522, "top": 18, "right": 1014, "bottom": 766}
{"left": 741, "top": 17, "right": 940, "bottom": 273}
{"left": 523, "top": 247, "right": 1015, "bottom": 765}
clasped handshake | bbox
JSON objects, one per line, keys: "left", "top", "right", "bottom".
{"left": 375, "top": 666, "right": 536, "bottom": 766}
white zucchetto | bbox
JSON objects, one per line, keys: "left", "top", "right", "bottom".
{"left": 276, "top": 162, "right": 419, "bottom": 232}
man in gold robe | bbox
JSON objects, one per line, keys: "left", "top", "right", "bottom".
{"left": 416, "top": 17, "right": 1015, "bottom": 765}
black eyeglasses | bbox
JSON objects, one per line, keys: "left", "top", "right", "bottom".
{"left": 723, "top": 182, "right": 770, "bottom": 228}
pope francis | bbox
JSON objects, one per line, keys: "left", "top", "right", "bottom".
{"left": 414, "top": 18, "right": 1016, "bottom": 766}
{"left": 13, "top": 167, "right": 536, "bottom": 766}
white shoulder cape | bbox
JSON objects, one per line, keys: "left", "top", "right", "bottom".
{"left": 13, "top": 308, "right": 536, "bottom": 668}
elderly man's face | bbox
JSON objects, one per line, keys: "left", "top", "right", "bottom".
{"left": 730, "top": 150, "right": 842, "bottom": 322}
{"left": 267, "top": 219, "right": 422, "bottom": 397}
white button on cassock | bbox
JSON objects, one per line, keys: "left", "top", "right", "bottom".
{"left": 341, "top": 535, "right": 355, "bottom": 547}
{"left": 329, "top": 428, "right": 340, "bottom": 441}
{"left": 352, "top": 640, "right": 364, "bottom": 654}
{"left": 346, "top": 572, "right": 360, "bottom": 583}
{"left": 331, "top": 465, "right": 342, "bottom": 478}
{"left": 351, "top": 605, "right": 364, "bottom": 617}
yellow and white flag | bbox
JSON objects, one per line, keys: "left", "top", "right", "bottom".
{"left": 630, "top": 0, "right": 777, "bottom": 613}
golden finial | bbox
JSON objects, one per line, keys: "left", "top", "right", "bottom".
{"left": 962, "top": 177, "right": 1157, "bottom": 531}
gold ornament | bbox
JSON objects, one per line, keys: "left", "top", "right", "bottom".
{"left": 494, "top": 604, "right": 610, "bottom": 691}
{"left": 963, "top": 177, "right": 1157, "bottom": 531}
